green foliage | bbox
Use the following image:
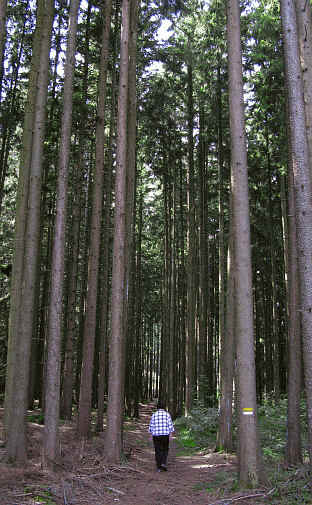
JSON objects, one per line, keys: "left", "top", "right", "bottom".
{"left": 27, "top": 412, "right": 45, "bottom": 425}
{"left": 24, "top": 487, "right": 57, "bottom": 505}
{"left": 258, "top": 397, "right": 308, "bottom": 462}
{"left": 176, "top": 400, "right": 311, "bottom": 503}
{"left": 175, "top": 404, "right": 219, "bottom": 450}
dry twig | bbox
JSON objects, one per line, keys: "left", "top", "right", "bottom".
{"left": 103, "top": 485, "right": 125, "bottom": 495}
{"left": 209, "top": 490, "right": 270, "bottom": 505}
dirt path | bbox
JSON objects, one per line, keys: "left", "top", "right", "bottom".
{"left": 0, "top": 404, "right": 266, "bottom": 505}
{"left": 117, "top": 403, "right": 238, "bottom": 505}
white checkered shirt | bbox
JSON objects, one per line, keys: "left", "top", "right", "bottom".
{"left": 149, "top": 409, "right": 174, "bottom": 436}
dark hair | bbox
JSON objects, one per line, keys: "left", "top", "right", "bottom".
{"left": 157, "top": 399, "right": 166, "bottom": 410}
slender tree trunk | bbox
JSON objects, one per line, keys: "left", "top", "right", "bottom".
{"left": 198, "top": 107, "right": 208, "bottom": 403}
{"left": 96, "top": 55, "right": 117, "bottom": 431}
{"left": 124, "top": 0, "right": 139, "bottom": 418}
{"left": 185, "top": 60, "right": 196, "bottom": 416}
{"left": 77, "top": 0, "right": 112, "bottom": 438}
{"left": 43, "top": 0, "right": 80, "bottom": 466}
{"left": 217, "top": 198, "right": 235, "bottom": 452}
{"left": 61, "top": 182, "right": 80, "bottom": 419}
{"left": 72, "top": 0, "right": 92, "bottom": 406}
{"left": 227, "top": 0, "right": 262, "bottom": 487}
{"left": 286, "top": 164, "right": 302, "bottom": 464}
{"left": 280, "top": 0, "right": 312, "bottom": 463}
{"left": 5, "top": 2, "right": 46, "bottom": 435}
{"left": 266, "top": 129, "right": 280, "bottom": 402}
{"left": 4, "top": 0, "right": 54, "bottom": 463}
{"left": 105, "top": 0, "right": 131, "bottom": 463}
{"left": 59, "top": 3, "right": 90, "bottom": 414}
{"left": 133, "top": 192, "right": 143, "bottom": 417}
{"left": 217, "top": 66, "right": 226, "bottom": 408}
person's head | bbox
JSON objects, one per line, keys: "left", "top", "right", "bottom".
{"left": 157, "top": 399, "right": 166, "bottom": 410}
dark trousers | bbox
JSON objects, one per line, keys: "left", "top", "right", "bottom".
{"left": 153, "top": 435, "right": 169, "bottom": 468}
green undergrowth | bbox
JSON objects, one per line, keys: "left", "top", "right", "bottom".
{"left": 174, "top": 398, "right": 311, "bottom": 504}
{"left": 24, "top": 486, "right": 57, "bottom": 505}
{"left": 258, "top": 397, "right": 308, "bottom": 462}
{"left": 174, "top": 404, "right": 219, "bottom": 455}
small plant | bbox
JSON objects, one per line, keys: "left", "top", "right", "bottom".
{"left": 27, "top": 412, "right": 44, "bottom": 425}
{"left": 24, "top": 487, "right": 57, "bottom": 505}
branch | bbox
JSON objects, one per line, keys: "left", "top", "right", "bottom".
{"left": 208, "top": 490, "right": 274, "bottom": 505}
{"left": 103, "top": 486, "right": 125, "bottom": 496}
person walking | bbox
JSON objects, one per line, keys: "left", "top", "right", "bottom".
{"left": 149, "top": 400, "right": 174, "bottom": 472}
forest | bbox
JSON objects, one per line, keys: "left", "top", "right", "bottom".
{"left": 0, "top": 0, "right": 312, "bottom": 501}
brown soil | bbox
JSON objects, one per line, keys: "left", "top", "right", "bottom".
{"left": 0, "top": 404, "right": 267, "bottom": 505}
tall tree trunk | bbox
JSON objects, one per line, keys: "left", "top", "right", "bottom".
{"left": 185, "top": 60, "right": 196, "bottom": 416}
{"left": 43, "top": 0, "right": 80, "bottom": 466}
{"left": 124, "top": 0, "right": 139, "bottom": 418}
{"left": 227, "top": 0, "right": 262, "bottom": 487}
{"left": 266, "top": 129, "right": 280, "bottom": 402}
{"left": 61, "top": 179, "right": 80, "bottom": 420}
{"left": 96, "top": 53, "right": 117, "bottom": 430}
{"left": 280, "top": 0, "right": 312, "bottom": 463}
{"left": 286, "top": 164, "right": 302, "bottom": 464}
{"left": 133, "top": 191, "right": 143, "bottom": 417}
{"left": 105, "top": 0, "right": 131, "bottom": 463}
{"left": 60, "top": 0, "right": 92, "bottom": 420}
{"left": 217, "top": 65, "right": 226, "bottom": 409}
{"left": 198, "top": 106, "right": 208, "bottom": 404}
{"left": 77, "top": 0, "right": 112, "bottom": 438}
{"left": 4, "top": 0, "right": 54, "bottom": 463}
{"left": 217, "top": 198, "right": 235, "bottom": 452}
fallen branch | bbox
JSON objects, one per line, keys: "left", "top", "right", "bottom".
{"left": 103, "top": 486, "right": 125, "bottom": 496}
{"left": 11, "top": 493, "right": 33, "bottom": 498}
{"left": 209, "top": 491, "right": 270, "bottom": 505}
{"left": 73, "top": 472, "right": 109, "bottom": 479}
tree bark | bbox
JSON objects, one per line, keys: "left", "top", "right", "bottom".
{"left": 43, "top": 0, "right": 80, "bottom": 466}
{"left": 105, "top": 0, "right": 131, "bottom": 463}
{"left": 96, "top": 57, "right": 116, "bottom": 430}
{"left": 4, "top": 0, "right": 54, "bottom": 463}
{"left": 217, "top": 197, "right": 235, "bottom": 452}
{"left": 280, "top": 0, "right": 312, "bottom": 463}
{"left": 227, "top": 0, "right": 262, "bottom": 487}
{"left": 286, "top": 162, "right": 302, "bottom": 464}
{"left": 198, "top": 106, "right": 208, "bottom": 404}
{"left": 77, "top": 0, "right": 112, "bottom": 438}
{"left": 185, "top": 60, "right": 196, "bottom": 416}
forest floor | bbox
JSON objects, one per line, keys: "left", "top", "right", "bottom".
{"left": 0, "top": 403, "right": 306, "bottom": 505}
